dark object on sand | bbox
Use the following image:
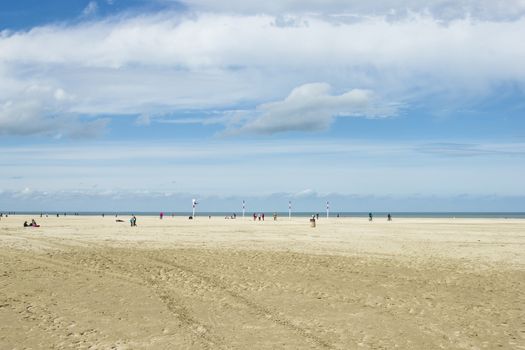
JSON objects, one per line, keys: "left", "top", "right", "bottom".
{"left": 116, "top": 219, "right": 124, "bottom": 222}
{"left": 24, "top": 219, "right": 40, "bottom": 227}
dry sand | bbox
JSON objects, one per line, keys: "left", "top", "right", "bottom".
{"left": 0, "top": 215, "right": 524, "bottom": 349}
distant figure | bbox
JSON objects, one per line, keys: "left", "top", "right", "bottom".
{"left": 387, "top": 213, "right": 392, "bottom": 221}
{"left": 369, "top": 212, "right": 373, "bottom": 221}
{"left": 57, "top": 213, "right": 59, "bottom": 218}
{"left": 233, "top": 213, "right": 236, "bottom": 219}
{"left": 262, "top": 213, "right": 265, "bottom": 221}
{"left": 253, "top": 213, "right": 257, "bottom": 221}
{"left": 209, "top": 215, "right": 211, "bottom": 219}
{"left": 102, "top": 213, "right": 105, "bottom": 218}
{"left": 310, "top": 215, "right": 316, "bottom": 228}
{"left": 23, "top": 221, "right": 29, "bottom": 227}
{"left": 258, "top": 214, "right": 261, "bottom": 221}
{"left": 130, "top": 215, "right": 137, "bottom": 227}
{"left": 273, "top": 213, "right": 277, "bottom": 221}
{"left": 160, "top": 212, "right": 164, "bottom": 220}
{"left": 316, "top": 213, "right": 319, "bottom": 220}
{"left": 337, "top": 213, "right": 340, "bottom": 218}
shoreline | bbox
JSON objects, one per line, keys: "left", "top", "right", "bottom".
{"left": 3, "top": 211, "right": 525, "bottom": 219}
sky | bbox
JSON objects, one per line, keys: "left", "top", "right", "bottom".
{"left": 1, "top": 0, "right": 524, "bottom": 212}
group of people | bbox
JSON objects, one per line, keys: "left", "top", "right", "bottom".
{"left": 13, "top": 213, "right": 393, "bottom": 227}
{"left": 253, "top": 213, "right": 265, "bottom": 221}
{"left": 368, "top": 213, "right": 392, "bottom": 221}
{"left": 23, "top": 219, "right": 40, "bottom": 227}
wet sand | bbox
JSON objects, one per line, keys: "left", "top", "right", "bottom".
{"left": 1, "top": 216, "right": 524, "bottom": 349}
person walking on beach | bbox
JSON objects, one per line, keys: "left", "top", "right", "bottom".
{"left": 253, "top": 213, "right": 257, "bottom": 221}
{"left": 369, "top": 212, "right": 373, "bottom": 221}
{"left": 160, "top": 212, "right": 164, "bottom": 220}
{"left": 262, "top": 213, "right": 265, "bottom": 221}
{"left": 387, "top": 213, "right": 392, "bottom": 221}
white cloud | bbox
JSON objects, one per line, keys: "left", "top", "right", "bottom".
{"left": 182, "top": 0, "right": 525, "bottom": 20}
{"left": 82, "top": 1, "right": 99, "bottom": 17}
{"left": 230, "top": 83, "right": 396, "bottom": 134}
{"left": 0, "top": 83, "right": 108, "bottom": 137}
{"left": 0, "top": 11, "right": 524, "bottom": 136}
{"left": 292, "top": 189, "right": 317, "bottom": 198}
{"left": 0, "top": 140, "right": 524, "bottom": 208}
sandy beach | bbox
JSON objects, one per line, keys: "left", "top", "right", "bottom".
{"left": 1, "top": 215, "right": 524, "bottom": 349}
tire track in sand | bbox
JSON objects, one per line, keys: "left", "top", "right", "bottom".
{"left": 146, "top": 254, "right": 334, "bottom": 349}
{"left": 1, "top": 236, "right": 229, "bottom": 349}
{"left": 3, "top": 235, "right": 333, "bottom": 348}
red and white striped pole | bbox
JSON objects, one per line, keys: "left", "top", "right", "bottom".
{"left": 288, "top": 201, "right": 292, "bottom": 220}
{"left": 326, "top": 201, "right": 330, "bottom": 218}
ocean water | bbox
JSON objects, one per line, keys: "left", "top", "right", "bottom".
{"left": 5, "top": 211, "right": 525, "bottom": 219}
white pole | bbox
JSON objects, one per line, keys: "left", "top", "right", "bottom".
{"left": 242, "top": 200, "right": 245, "bottom": 219}
{"left": 326, "top": 201, "right": 330, "bottom": 218}
{"left": 288, "top": 201, "right": 292, "bottom": 220}
{"left": 192, "top": 198, "right": 197, "bottom": 218}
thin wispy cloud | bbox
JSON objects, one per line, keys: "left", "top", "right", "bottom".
{"left": 181, "top": 0, "right": 525, "bottom": 20}
{"left": 82, "top": 1, "right": 99, "bottom": 17}
{"left": 1, "top": 140, "right": 523, "bottom": 201}
{"left": 417, "top": 143, "right": 525, "bottom": 157}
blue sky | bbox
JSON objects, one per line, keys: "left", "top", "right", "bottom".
{"left": 1, "top": 0, "right": 524, "bottom": 212}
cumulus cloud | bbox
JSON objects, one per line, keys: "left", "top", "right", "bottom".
{"left": 229, "top": 83, "right": 396, "bottom": 134}
{"left": 0, "top": 83, "right": 108, "bottom": 138}
{"left": 0, "top": 11, "right": 524, "bottom": 136}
